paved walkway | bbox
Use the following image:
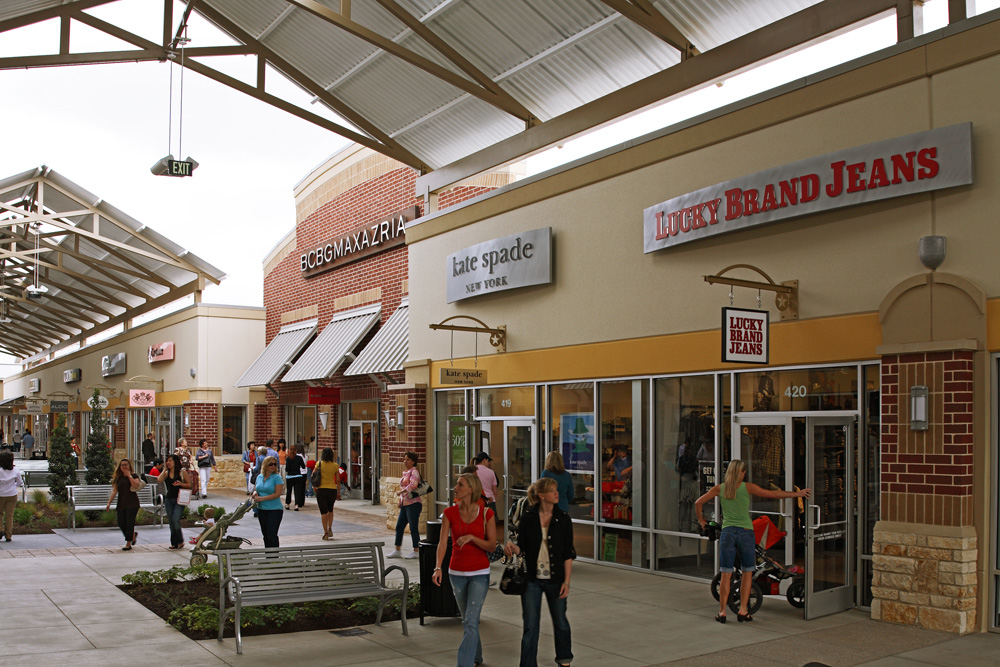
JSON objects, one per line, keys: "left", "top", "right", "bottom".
{"left": 2, "top": 488, "right": 998, "bottom": 666}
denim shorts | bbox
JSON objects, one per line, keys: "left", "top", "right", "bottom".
{"left": 719, "top": 526, "right": 756, "bottom": 573}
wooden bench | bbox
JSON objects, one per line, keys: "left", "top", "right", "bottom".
{"left": 67, "top": 484, "right": 163, "bottom": 530}
{"left": 217, "top": 542, "right": 409, "bottom": 654}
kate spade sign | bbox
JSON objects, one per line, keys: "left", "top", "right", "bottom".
{"left": 447, "top": 227, "right": 552, "bottom": 303}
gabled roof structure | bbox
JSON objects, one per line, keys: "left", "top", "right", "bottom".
{"left": 0, "top": 166, "right": 226, "bottom": 359}
{"left": 0, "top": 0, "right": 911, "bottom": 198}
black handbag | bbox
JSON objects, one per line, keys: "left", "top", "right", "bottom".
{"left": 499, "top": 555, "right": 527, "bottom": 595}
{"left": 409, "top": 480, "right": 433, "bottom": 498}
{"left": 483, "top": 510, "right": 503, "bottom": 562}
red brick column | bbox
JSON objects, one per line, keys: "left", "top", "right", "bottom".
{"left": 184, "top": 402, "right": 219, "bottom": 453}
{"left": 873, "top": 349, "right": 977, "bottom": 633}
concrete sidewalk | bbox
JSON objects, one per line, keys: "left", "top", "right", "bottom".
{"left": 1, "top": 491, "right": 998, "bottom": 666}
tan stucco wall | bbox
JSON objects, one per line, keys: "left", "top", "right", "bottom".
{"left": 3, "top": 304, "right": 265, "bottom": 406}
{"left": 407, "top": 29, "right": 1000, "bottom": 371}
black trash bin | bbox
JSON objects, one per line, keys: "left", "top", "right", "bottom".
{"left": 419, "top": 520, "right": 460, "bottom": 624}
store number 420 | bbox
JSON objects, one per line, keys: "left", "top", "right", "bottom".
{"left": 784, "top": 385, "right": 808, "bottom": 398}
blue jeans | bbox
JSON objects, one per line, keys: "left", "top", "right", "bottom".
{"left": 719, "top": 526, "right": 755, "bottom": 573}
{"left": 450, "top": 573, "right": 489, "bottom": 667}
{"left": 257, "top": 508, "right": 283, "bottom": 548}
{"left": 394, "top": 502, "right": 422, "bottom": 550}
{"left": 163, "top": 498, "right": 184, "bottom": 547}
{"left": 520, "top": 579, "right": 572, "bottom": 667}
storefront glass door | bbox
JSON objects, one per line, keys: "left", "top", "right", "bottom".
{"left": 348, "top": 421, "right": 378, "bottom": 502}
{"left": 805, "top": 417, "right": 855, "bottom": 619}
{"left": 444, "top": 419, "right": 478, "bottom": 512}
{"left": 479, "top": 419, "right": 534, "bottom": 541}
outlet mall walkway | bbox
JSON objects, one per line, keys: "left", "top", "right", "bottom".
{"left": 1, "top": 488, "right": 997, "bottom": 667}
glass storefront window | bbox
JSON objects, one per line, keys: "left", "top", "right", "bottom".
{"left": 653, "top": 534, "right": 715, "bottom": 579}
{"left": 654, "top": 375, "right": 715, "bottom": 534}
{"left": 221, "top": 406, "right": 245, "bottom": 455}
{"left": 436, "top": 390, "right": 468, "bottom": 512}
{"left": 550, "top": 383, "right": 595, "bottom": 522}
{"left": 293, "top": 406, "right": 317, "bottom": 460}
{"left": 598, "top": 527, "right": 649, "bottom": 568}
{"left": 573, "top": 522, "right": 594, "bottom": 560}
{"left": 350, "top": 402, "right": 378, "bottom": 421}
{"left": 477, "top": 385, "right": 534, "bottom": 417}
{"left": 738, "top": 366, "right": 858, "bottom": 412}
{"left": 599, "top": 379, "right": 648, "bottom": 528}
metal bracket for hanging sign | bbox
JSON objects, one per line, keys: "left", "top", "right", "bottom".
{"left": 125, "top": 375, "right": 164, "bottom": 391}
{"left": 704, "top": 264, "right": 799, "bottom": 320}
{"left": 430, "top": 316, "right": 506, "bottom": 353}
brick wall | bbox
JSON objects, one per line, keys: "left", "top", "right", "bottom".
{"left": 184, "top": 402, "right": 220, "bottom": 454}
{"left": 880, "top": 351, "right": 974, "bottom": 526}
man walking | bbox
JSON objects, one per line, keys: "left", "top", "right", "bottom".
{"left": 22, "top": 429, "right": 34, "bottom": 459}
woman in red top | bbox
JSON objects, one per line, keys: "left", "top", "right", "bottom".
{"left": 433, "top": 472, "right": 496, "bottom": 667}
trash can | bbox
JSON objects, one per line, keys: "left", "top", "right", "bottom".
{"left": 419, "top": 520, "right": 460, "bottom": 624}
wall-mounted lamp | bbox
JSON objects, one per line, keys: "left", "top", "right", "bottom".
{"left": 919, "top": 236, "right": 946, "bottom": 270}
{"left": 396, "top": 405, "right": 405, "bottom": 431}
{"left": 383, "top": 410, "right": 394, "bottom": 430}
{"left": 910, "top": 385, "right": 929, "bottom": 431}
{"left": 318, "top": 411, "right": 329, "bottom": 431}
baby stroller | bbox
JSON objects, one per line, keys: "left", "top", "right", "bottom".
{"left": 706, "top": 516, "right": 805, "bottom": 614}
{"left": 189, "top": 498, "right": 254, "bottom": 566}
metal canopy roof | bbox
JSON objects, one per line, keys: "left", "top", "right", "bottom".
{"left": 283, "top": 303, "right": 381, "bottom": 382}
{"left": 235, "top": 318, "right": 317, "bottom": 387}
{"left": 0, "top": 166, "right": 226, "bottom": 360}
{"left": 0, "top": 1, "right": 908, "bottom": 194}
{"left": 345, "top": 300, "right": 408, "bottom": 376}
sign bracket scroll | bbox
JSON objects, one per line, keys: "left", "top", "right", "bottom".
{"left": 704, "top": 264, "right": 798, "bottom": 320}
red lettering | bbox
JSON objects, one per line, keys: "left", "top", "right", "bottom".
{"left": 778, "top": 178, "right": 798, "bottom": 207}
{"left": 845, "top": 161, "right": 867, "bottom": 193}
{"left": 705, "top": 198, "right": 722, "bottom": 225}
{"left": 679, "top": 208, "right": 691, "bottom": 233}
{"left": 743, "top": 189, "right": 761, "bottom": 216}
{"left": 890, "top": 151, "right": 916, "bottom": 184}
{"left": 655, "top": 211, "right": 667, "bottom": 240}
{"left": 867, "top": 158, "right": 890, "bottom": 188}
{"left": 760, "top": 184, "right": 779, "bottom": 212}
{"left": 917, "top": 147, "right": 939, "bottom": 179}
{"left": 725, "top": 188, "right": 743, "bottom": 221}
{"left": 691, "top": 203, "right": 706, "bottom": 229}
{"left": 826, "top": 161, "right": 845, "bottom": 197}
{"left": 801, "top": 174, "right": 820, "bottom": 202}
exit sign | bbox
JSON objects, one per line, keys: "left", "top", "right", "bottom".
{"left": 167, "top": 159, "right": 194, "bottom": 177}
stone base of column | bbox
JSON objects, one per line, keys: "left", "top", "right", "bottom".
{"left": 381, "top": 476, "right": 430, "bottom": 535}
{"left": 871, "top": 520, "right": 978, "bottom": 633}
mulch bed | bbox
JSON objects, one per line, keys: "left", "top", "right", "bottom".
{"left": 12, "top": 501, "right": 201, "bottom": 535}
{"left": 119, "top": 577, "right": 411, "bottom": 640}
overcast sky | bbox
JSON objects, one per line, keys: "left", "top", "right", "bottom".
{"left": 0, "top": 0, "right": 984, "bottom": 361}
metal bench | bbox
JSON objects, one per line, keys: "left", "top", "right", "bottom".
{"left": 217, "top": 542, "right": 409, "bottom": 654}
{"left": 67, "top": 484, "right": 163, "bottom": 530}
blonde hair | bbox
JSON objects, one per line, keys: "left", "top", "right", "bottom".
{"left": 723, "top": 460, "right": 746, "bottom": 500}
{"left": 260, "top": 456, "right": 278, "bottom": 480}
{"left": 456, "top": 472, "right": 483, "bottom": 505}
{"left": 544, "top": 451, "right": 565, "bottom": 474}
{"left": 528, "top": 477, "right": 557, "bottom": 505}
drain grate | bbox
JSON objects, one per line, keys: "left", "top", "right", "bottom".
{"left": 331, "top": 628, "right": 371, "bottom": 637}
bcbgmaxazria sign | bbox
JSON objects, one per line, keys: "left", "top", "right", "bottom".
{"left": 301, "top": 206, "right": 418, "bottom": 278}
{"left": 643, "top": 123, "right": 973, "bottom": 253}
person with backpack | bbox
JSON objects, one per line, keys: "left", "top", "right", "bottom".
{"left": 505, "top": 477, "right": 576, "bottom": 667}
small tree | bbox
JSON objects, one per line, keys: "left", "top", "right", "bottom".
{"left": 84, "top": 389, "right": 114, "bottom": 485}
{"left": 47, "top": 414, "right": 75, "bottom": 503}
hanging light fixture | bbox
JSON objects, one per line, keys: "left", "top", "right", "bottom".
{"left": 26, "top": 222, "right": 47, "bottom": 299}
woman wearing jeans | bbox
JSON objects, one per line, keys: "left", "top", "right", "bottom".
{"left": 696, "top": 459, "right": 810, "bottom": 622}
{"left": 252, "top": 456, "right": 284, "bottom": 548}
{"left": 387, "top": 451, "right": 421, "bottom": 559}
{"left": 157, "top": 454, "right": 190, "bottom": 549}
{"left": 506, "top": 477, "right": 576, "bottom": 667}
{"left": 433, "top": 473, "right": 496, "bottom": 667}
{"left": 106, "top": 459, "right": 142, "bottom": 551}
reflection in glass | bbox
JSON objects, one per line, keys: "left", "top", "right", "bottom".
{"left": 477, "top": 385, "right": 535, "bottom": 417}
{"left": 435, "top": 391, "right": 467, "bottom": 513}
{"left": 598, "top": 527, "right": 649, "bottom": 568}
{"left": 599, "top": 380, "right": 648, "bottom": 528}
{"left": 654, "top": 534, "right": 715, "bottom": 579}
{"left": 221, "top": 406, "right": 244, "bottom": 455}
{"left": 573, "top": 521, "right": 594, "bottom": 560}
{"left": 739, "top": 366, "right": 858, "bottom": 412}
{"left": 654, "top": 375, "right": 715, "bottom": 534}
{"left": 551, "top": 383, "right": 595, "bottom": 522}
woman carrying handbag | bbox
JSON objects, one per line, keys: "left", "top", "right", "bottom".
{"left": 505, "top": 477, "right": 576, "bottom": 667}
{"left": 432, "top": 473, "right": 497, "bottom": 667}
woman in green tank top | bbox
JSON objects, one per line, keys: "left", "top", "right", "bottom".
{"left": 695, "top": 460, "right": 810, "bottom": 623}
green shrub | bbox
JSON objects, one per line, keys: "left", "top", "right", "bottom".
{"left": 135, "top": 508, "right": 147, "bottom": 524}
{"left": 74, "top": 511, "right": 86, "bottom": 526}
{"left": 13, "top": 506, "right": 34, "bottom": 525}
{"left": 168, "top": 599, "right": 220, "bottom": 634}
{"left": 47, "top": 414, "right": 76, "bottom": 503}
{"left": 31, "top": 489, "right": 47, "bottom": 505}
{"left": 121, "top": 563, "right": 219, "bottom": 586}
{"left": 100, "top": 510, "right": 117, "bottom": 525}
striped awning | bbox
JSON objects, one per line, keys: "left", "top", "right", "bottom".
{"left": 234, "top": 319, "right": 317, "bottom": 387}
{"left": 345, "top": 301, "right": 408, "bottom": 376}
{"left": 282, "top": 304, "right": 381, "bottom": 383}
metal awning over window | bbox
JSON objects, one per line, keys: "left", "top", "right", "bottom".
{"left": 346, "top": 301, "right": 408, "bottom": 376}
{"left": 282, "top": 304, "right": 381, "bottom": 383}
{"left": 234, "top": 319, "right": 317, "bottom": 388}
{"left": 0, "top": 395, "right": 24, "bottom": 406}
